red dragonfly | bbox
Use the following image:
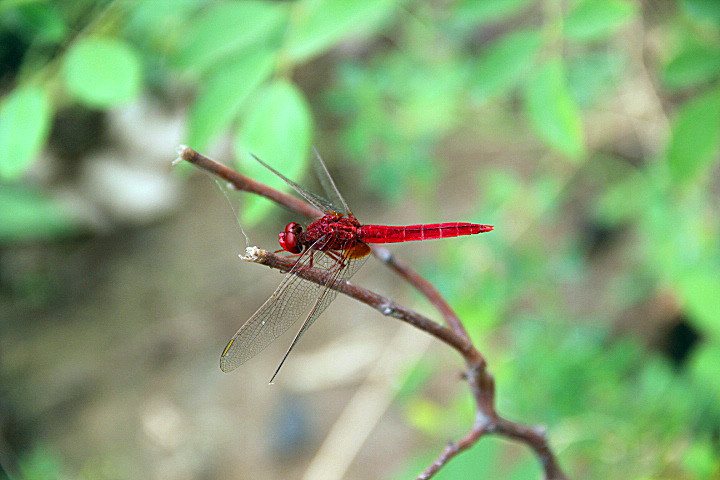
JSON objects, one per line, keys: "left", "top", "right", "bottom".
{"left": 220, "top": 152, "right": 493, "bottom": 382}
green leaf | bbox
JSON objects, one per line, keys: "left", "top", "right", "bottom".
{"left": 12, "top": 2, "right": 68, "bottom": 44}
{"left": 405, "top": 398, "right": 444, "bottom": 435}
{"left": 173, "top": 1, "right": 288, "bottom": 73}
{"left": 594, "top": 167, "right": 649, "bottom": 226}
{"left": 453, "top": 0, "right": 533, "bottom": 26}
{"left": 507, "top": 459, "right": 543, "bottom": 480}
{"left": 682, "top": 0, "right": 720, "bottom": 24}
{"left": 567, "top": 52, "right": 623, "bottom": 108}
{"left": 285, "top": 0, "right": 397, "bottom": 62}
{"left": 127, "top": 0, "right": 204, "bottom": 42}
{"left": 17, "top": 446, "right": 63, "bottom": 480}
{"left": 0, "top": 86, "right": 52, "bottom": 181}
{"left": 0, "top": 186, "right": 77, "bottom": 242}
{"left": 234, "top": 81, "right": 313, "bottom": 225}
{"left": 63, "top": 38, "right": 142, "bottom": 107}
{"left": 678, "top": 270, "right": 720, "bottom": 339}
{"left": 399, "top": 61, "right": 465, "bottom": 136}
{"left": 187, "top": 50, "right": 276, "bottom": 150}
{"left": 471, "top": 29, "right": 542, "bottom": 102}
{"left": 524, "top": 58, "right": 586, "bottom": 160}
{"left": 666, "top": 89, "right": 720, "bottom": 185}
{"left": 688, "top": 341, "right": 720, "bottom": 398}
{"left": 565, "top": 0, "right": 637, "bottom": 42}
{"left": 662, "top": 44, "right": 720, "bottom": 90}
{"left": 684, "top": 438, "right": 719, "bottom": 479}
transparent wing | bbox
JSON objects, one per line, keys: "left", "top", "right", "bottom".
{"left": 249, "top": 153, "right": 338, "bottom": 214}
{"left": 220, "top": 241, "right": 369, "bottom": 374}
{"left": 267, "top": 243, "right": 372, "bottom": 382}
{"left": 311, "top": 147, "right": 352, "bottom": 216}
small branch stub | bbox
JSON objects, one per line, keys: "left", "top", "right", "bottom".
{"left": 239, "top": 246, "right": 264, "bottom": 262}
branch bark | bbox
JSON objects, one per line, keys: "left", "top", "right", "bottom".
{"left": 176, "top": 146, "right": 569, "bottom": 480}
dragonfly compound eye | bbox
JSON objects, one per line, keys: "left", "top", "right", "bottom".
{"left": 279, "top": 222, "right": 303, "bottom": 253}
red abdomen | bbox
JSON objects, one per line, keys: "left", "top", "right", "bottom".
{"left": 358, "top": 223, "right": 493, "bottom": 244}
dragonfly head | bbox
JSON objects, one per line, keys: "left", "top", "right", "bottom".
{"left": 279, "top": 222, "right": 303, "bottom": 254}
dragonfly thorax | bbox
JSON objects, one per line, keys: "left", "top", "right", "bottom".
{"left": 278, "top": 214, "right": 362, "bottom": 254}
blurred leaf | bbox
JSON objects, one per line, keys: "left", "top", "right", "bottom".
{"left": 0, "top": 186, "right": 77, "bottom": 242}
{"left": 396, "top": 358, "right": 437, "bottom": 401}
{"left": 187, "top": 50, "right": 276, "bottom": 150}
{"left": 406, "top": 398, "right": 444, "bottom": 435}
{"left": 666, "top": 88, "right": 720, "bottom": 185}
{"left": 327, "top": 57, "right": 443, "bottom": 202}
{"left": 127, "top": 0, "right": 204, "bottom": 42}
{"left": 285, "top": 0, "right": 397, "bottom": 62}
{"left": 235, "top": 81, "right": 312, "bottom": 225}
{"left": 506, "top": 458, "right": 543, "bottom": 480}
{"left": 688, "top": 341, "right": 720, "bottom": 399}
{"left": 453, "top": 0, "right": 533, "bottom": 27}
{"left": 681, "top": 0, "right": 720, "bottom": 24}
{"left": 0, "top": 86, "right": 52, "bottom": 180}
{"left": 173, "top": 1, "right": 288, "bottom": 73}
{"left": 471, "top": 29, "right": 542, "bottom": 103}
{"left": 567, "top": 52, "right": 623, "bottom": 107}
{"left": 18, "top": 445, "right": 63, "bottom": 480}
{"left": 593, "top": 165, "right": 649, "bottom": 226}
{"left": 483, "top": 169, "right": 524, "bottom": 211}
{"left": 400, "top": 61, "right": 465, "bottom": 135}
{"left": 683, "top": 438, "right": 718, "bottom": 479}
{"left": 11, "top": 2, "right": 68, "bottom": 44}
{"left": 63, "top": 38, "right": 142, "bottom": 107}
{"left": 456, "top": 276, "right": 506, "bottom": 345}
{"left": 642, "top": 191, "right": 707, "bottom": 282}
{"left": 677, "top": 270, "right": 720, "bottom": 339}
{"left": 662, "top": 44, "right": 720, "bottom": 90}
{"left": 524, "top": 58, "right": 586, "bottom": 160}
{"left": 564, "top": 0, "right": 637, "bottom": 42}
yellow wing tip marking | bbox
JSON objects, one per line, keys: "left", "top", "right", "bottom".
{"left": 221, "top": 338, "right": 235, "bottom": 358}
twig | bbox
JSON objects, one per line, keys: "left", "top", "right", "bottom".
{"left": 176, "top": 145, "right": 320, "bottom": 219}
{"left": 177, "top": 146, "right": 569, "bottom": 480}
{"left": 373, "top": 248, "right": 472, "bottom": 341}
{"left": 239, "top": 247, "right": 474, "bottom": 356}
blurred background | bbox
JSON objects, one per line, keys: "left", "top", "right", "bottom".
{"left": 1, "top": 0, "right": 720, "bottom": 479}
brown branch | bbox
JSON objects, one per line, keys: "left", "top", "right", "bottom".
{"left": 177, "top": 145, "right": 322, "bottom": 219}
{"left": 176, "top": 146, "right": 569, "bottom": 480}
{"left": 417, "top": 415, "right": 488, "bottom": 480}
{"left": 496, "top": 418, "right": 568, "bottom": 479}
{"left": 373, "top": 248, "right": 473, "bottom": 345}
{"left": 241, "top": 247, "right": 474, "bottom": 358}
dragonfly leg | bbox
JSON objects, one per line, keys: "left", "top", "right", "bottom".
{"left": 324, "top": 250, "right": 348, "bottom": 274}
{"left": 289, "top": 249, "right": 315, "bottom": 272}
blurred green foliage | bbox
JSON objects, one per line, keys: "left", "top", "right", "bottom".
{"left": 63, "top": 37, "right": 142, "bottom": 107}
{"left": 2, "top": 0, "right": 720, "bottom": 479}
{"left": 0, "top": 184, "right": 75, "bottom": 242}
{"left": 16, "top": 446, "right": 63, "bottom": 480}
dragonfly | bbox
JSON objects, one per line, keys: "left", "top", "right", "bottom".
{"left": 220, "top": 152, "right": 494, "bottom": 382}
